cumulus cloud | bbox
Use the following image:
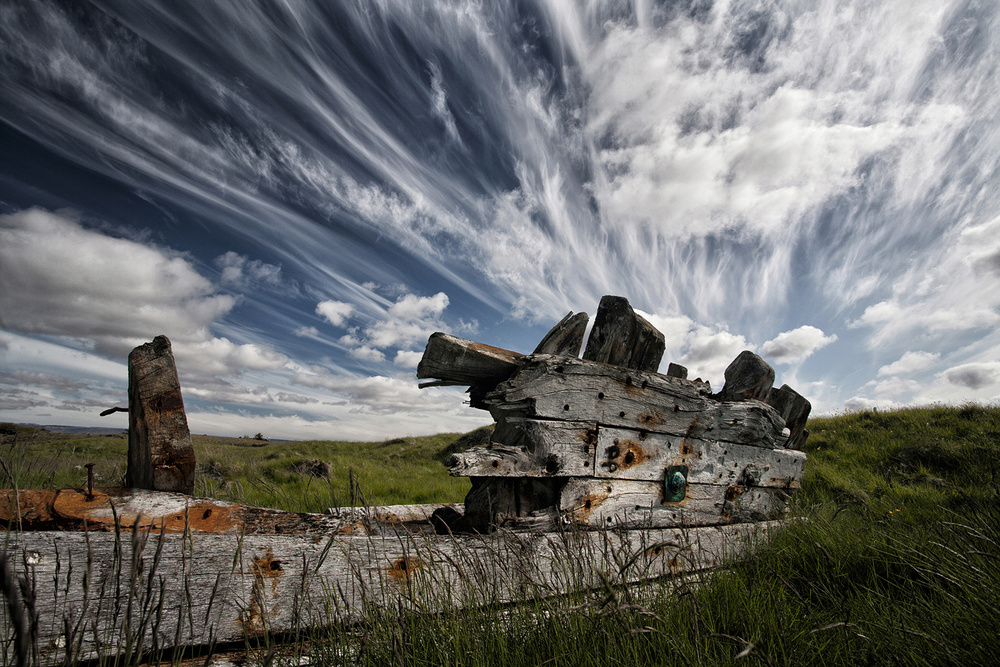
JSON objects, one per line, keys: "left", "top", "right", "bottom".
{"left": 347, "top": 345, "right": 387, "bottom": 363}
{"left": 394, "top": 350, "right": 423, "bottom": 368}
{"left": 760, "top": 326, "right": 837, "bottom": 364}
{"left": 0, "top": 208, "right": 289, "bottom": 385}
{"left": 214, "top": 251, "right": 282, "bottom": 286}
{"left": 294, "top": 326, "right": 319, "bottom": 337}
{"left": 0, "top": 209, "right": 233, "bottom": 356}
{"left": 293, "top": 368, "right": 465, "bottom": 415}
{"left": 843, "top": 396, "right": 902, "bottom": 413}
{"left": 877, "top": 351, "right": 940, "bottom": 377}
{"left": 334, "top": 292, "right": 454, "bottom": 363}
{"left": 316, "top": 300, "right": 353, "bottom": 327}
{"left": 940, "top": 362, "right": 1000, "bottom": 390}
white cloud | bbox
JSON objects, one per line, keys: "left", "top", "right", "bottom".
{"left": 347, "top": 345, "right": 387, "bottom": 363}
{"left": 843, "top": 396, "right": 903, "bottom": 413}
{"left": 387, "top": 292, "right": 449, "bottom": 321}
{"left": 760, "top": 326, "right": 837, "bottom": 364}
{"left": 877, "top": 351, "right": 940, "bottom": 377}
{"left": 0, "top": 209, "right": 292, "bottom": 399}
{"left": 940, "top": 362, "right": 1000, "bottom": 390}
{"left": 214, "top": 251, "right": 282, "bottom": 286}
{"left": 394, "top": 350, "right": 423, "bottom": 368}
{"left": 316, "top": 300, "right": 353, "bottom": 327}
{"left": 334, "top": 292, "right": 454, "bottom": 362}
{"left": 0, "top": 209, "right": 233, "bottom": 356}
{"left": 294, "top": 326, "right": 319, "bottom": 337}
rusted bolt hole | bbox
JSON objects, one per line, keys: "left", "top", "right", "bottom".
{"left": 584, "top": 499, "right": 592, "bottom": 510}
{"left": 202, "top": 509, "right": 212, "bottom": 519}
{"left": 270, "top": 560, "right": 283, "bottom": 572}
{"left": 641, "top": 380, "right": 648, "bottom": 389}
{"left": 492, "top": 460, "right": 500, "bottom": 468}
{"left": 625, "top": 376, "right": 633, "bottom": 386}
{"left": 624, "top": 451, "right": 635, "bottom": 465}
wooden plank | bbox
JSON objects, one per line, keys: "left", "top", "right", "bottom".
{"left": 127, "top": 335, "right": 196, "bottom": 494}
{"left": 593, "top": 428, "right": 806, "bottom": 488}
{"left": 2, "top": 519, "right": 785, "bottom": 665}
{"left": 446, "top": 418, "right": 596, "bottom": 477}
{"left": 559, "top": 478, "right": 791, "bottom": 529}
{"left": 533, "top": 311, "right": 589, "bottom": 357}
{"left": 582, "top": 296, "right": 665, "bottom": 372}
{"left": 326, "top": 503, "right": 463, "bottom": 524}
{"left": 486, "top": 357, "right": 785, "bottom": 447}
{"left": 715, "top": 350, "right": 774, "bottom": 402}
{"left": 416, "top": 332, "right": 524, "bottom": 386}
{"left": 0, "top": 488, "right": 365, "bottom": 535}
{"left": 766, "top": 384, "right": 811, "bottom": 450}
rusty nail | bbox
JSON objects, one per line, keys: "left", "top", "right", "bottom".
{"left": 85, "top": 463, "right": 95, "bottom": 500}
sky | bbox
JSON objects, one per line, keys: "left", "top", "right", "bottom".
{"left": 1, "top": 0, "right": 999, "bottom": 441}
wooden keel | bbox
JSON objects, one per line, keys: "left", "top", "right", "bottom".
{"left": 2, "top": 511, "right": 785, "bottom": 665}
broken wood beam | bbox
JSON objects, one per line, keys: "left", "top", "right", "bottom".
{"left": 533, "top": 311, "right": 589, "bottom": 356}
{"left": 416, "top": 332, "right": 524, "bottom": 387}
{"left": 766, "top": 384, "right": 812, "bottom": 450}
{"left": 127, "top": 335, "right": 196, "bottom": 494}
{"left": 715, "top": 350, "right": 775, "bottom": 402}
{"left": 582, "top": 296, "right": 665, "bottom": 372}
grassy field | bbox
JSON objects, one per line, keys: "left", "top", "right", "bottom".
{"left": 2, "top": 404, "right": 999, "bottom": 665}
{"left": 0, "top": 425, "right": 482, "bottom": 514}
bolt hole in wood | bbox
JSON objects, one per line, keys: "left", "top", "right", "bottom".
{"left": 619, "top": 411, "right": 626, "bottom": 418}
{"left": 563, "top": 404, "right": 570, "bottom": 411}
{"left": 492, "top": 460, "right": 500, "bottom": 468}
{"left": 598, "top": 392, "right": 605, "bottom": 399}
{"left": 624, "top": 451, "right": 635, "bottom": 465}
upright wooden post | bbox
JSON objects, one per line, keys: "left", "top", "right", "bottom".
{"left": 127, "top": 335, "right": 196, "bottom": 494}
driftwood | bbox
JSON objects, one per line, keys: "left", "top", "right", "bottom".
{"left": 415, "top": 295, "right": 811, "bottom": 532}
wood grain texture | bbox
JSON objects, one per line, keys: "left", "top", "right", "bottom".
{"left": 3, "top": 519, "right": 785, "bottom": 664}
{"left": 126, "top": 336, "right": 195, "bottom": 494}
{"left": 533, "top": 311, "right": 589, "bottom": 357}
{"left": 593, "top": 428, "right": 805, "bottom": 488}
{"left": 582, "top": 296, "right": 665, "bottom": 372}
{"left": 559, "top": 478, "right": 791, "bottom": 529}
{"left": 766, "top": 384, "right": 812, "bottom": 450}
{"left": 416, "top": 332, "right": 524, "bottom": 386}
{"left": 486, "top": 356, "right": 784, "bottom": 447}
{"left": 447, "top": 418, "right": 597, "bottom": 478}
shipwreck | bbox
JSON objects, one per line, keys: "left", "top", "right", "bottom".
{"left": 0, "top": 296, "right": 809, "bottom": 664}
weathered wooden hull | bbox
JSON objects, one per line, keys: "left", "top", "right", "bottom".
{"left": 0, "top": 495, "right": 783, "bottom": 665}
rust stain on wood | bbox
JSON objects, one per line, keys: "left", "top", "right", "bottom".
{"left": 387, "top": 556, "right": 425, "bottom": 583}
{"left": 637, "top": 410, "right": 666, "bottom": 427}
{"left": 724, "top": 485, "right": 746, "bottom": 502}
{"left": 609, "top": 439, "right": 651, "bottom": 471}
